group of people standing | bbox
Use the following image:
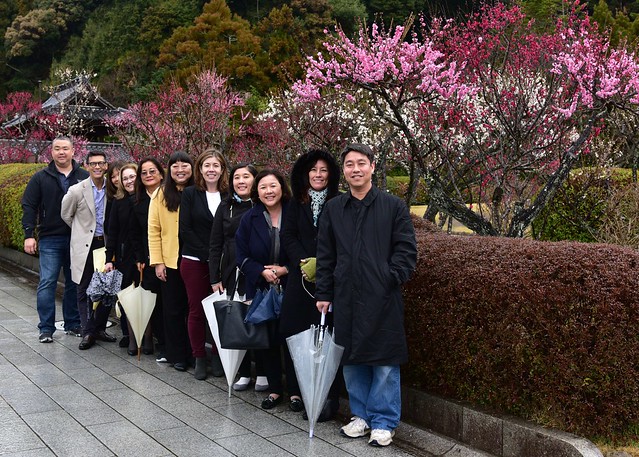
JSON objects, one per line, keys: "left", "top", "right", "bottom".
{"left": 22, "top": 137, "right": 417, "bottom": 447}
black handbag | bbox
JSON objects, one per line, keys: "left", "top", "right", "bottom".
{"left": 213, "top": 298, "right": 271, "bottom": 350}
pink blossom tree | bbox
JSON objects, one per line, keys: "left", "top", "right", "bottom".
{"left": 293, "top": 2, "right": 639, "bottom": 237}
{"left": 109, "top": 69, "right": 245, "bottom": 163}
{"left": 0, "top": 91, "right": 63, "bottom": 164}
{"left": 232, "top": 87, "right": 399, "bottom": 175}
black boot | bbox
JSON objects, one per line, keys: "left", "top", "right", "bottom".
{"left": 194, "top": 357, "right": 208, "bottom": 380}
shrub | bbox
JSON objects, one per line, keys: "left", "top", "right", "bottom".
{"left": 404, "top": 216, "right": 639, "bottom": 440}
{"left": 0, "top": 163, "right": 46, "bottom": 249}
{"left": 532, "top": 167, "right": 633, "bottom": 242}
{"left": 386, "top": 175, "right": 429, "bottom": 204}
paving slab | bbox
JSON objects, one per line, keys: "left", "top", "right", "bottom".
{"left": 0, "top": 255, "right": 490, "bottom": 457}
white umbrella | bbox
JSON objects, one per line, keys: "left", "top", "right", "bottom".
{"left": 202, "top": 291, "right": 247, "bottom": 397}
{"left": 117, "top": 281, "right": 156, "bottom": 360}
{"left": 287, "top": 312, "right": 344, "bottom": 438}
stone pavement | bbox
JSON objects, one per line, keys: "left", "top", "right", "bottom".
{"left": 0, "top": 259, "right": 487, "bottom": 457}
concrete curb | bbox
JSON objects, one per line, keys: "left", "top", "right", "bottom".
{"left": 0, "top": 245, "right": 603, "bottom": 457}
{"left": 402, "top": 388, "right": 603, "bottom": 457}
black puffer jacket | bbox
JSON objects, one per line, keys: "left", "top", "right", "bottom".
{"left": 21, "top": 160, "right": 89, "bottom": 239}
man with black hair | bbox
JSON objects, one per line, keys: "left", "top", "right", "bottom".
{"left": 316, "top": 143, "right": 417, "bottom": 447}
{"left": 62, "top": 151, "right": 117, "bottom": 350}
{"left": 22, "top": 136, "right": 89, "bottom": 343}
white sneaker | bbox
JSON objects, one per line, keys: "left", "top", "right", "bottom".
{"left": 340, "top": 417, "right": 370, "bottom": 438}
{"left": 368, "top": 429, "right": 395, "bottom": 447}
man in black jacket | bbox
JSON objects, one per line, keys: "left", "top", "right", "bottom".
{"left": 316, "top": 143, "right": 417, "bottom": 447}
{"left": 21, "top": 136, "right": 89, "bottom": 343}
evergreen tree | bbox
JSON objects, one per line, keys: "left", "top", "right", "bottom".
{"left": 157, "top": 0, "right": 270, "bottom": 93}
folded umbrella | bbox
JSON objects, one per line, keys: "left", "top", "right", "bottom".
{"left": 117, "top": 275, "right": 156, "bottom": 360}
{"left": 87, "top": 269, "right": 123, "bottom": 311}
{"left": 202, "top": 291, "right": 247, "bottom": 397}
{"left": 244, "top": 285, "right": 282, "bottom": 324}
{"left": 286, "top": 311, "right": 344, "bottom": 438}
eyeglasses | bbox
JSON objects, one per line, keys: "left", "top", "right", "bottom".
{"left": 141, "top": 169, "right": 158, "bottom": 176}
{"left": 87, "top": 161, "right": 107, "bottom": 167}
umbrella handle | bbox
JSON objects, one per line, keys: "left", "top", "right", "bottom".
{"left": 320, "top": 311, "right": 326, "bottom": 327}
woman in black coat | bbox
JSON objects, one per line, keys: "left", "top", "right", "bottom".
{"left": 105, "top": 163, "right": 139, "bottom": 355}
{"left": 280, "top": 149, "right": 342, "bottom": 420}
{"left": 236, "top": 169, "right": 291, "bottom": 409}
{"left": 130, "top": 157, "right": 165, "bottom": 360}
{"left": 179, "top": 149, "right": 229, "bottom": 381}
{"left": 209, "top": 163, "right": 266, "bottom": 391}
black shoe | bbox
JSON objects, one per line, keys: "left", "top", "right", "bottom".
{"left": 65, "top": 326, "right": 82, "bottom": 337}
{"left": 118, "top": 336, "right": 130, "bottom": 348}
{"left": 39, "top": 332, "right": 53, "bottom": 343}
{"left": 95, "top": 330, "right": 117, "bottom": 343}
{"left": 210, "top": 353, "right": 224, "bottom": 377}
{"left": 173, "top": 362, "right": 188, "bottom": 372}
{"left": 317, "top": 398, "right": 339, "bottom": 422}
{"left": 261, "top": 394, "right": 283, "bottom": 410}
{"left": 155, "top": 352, "right": 168, "bottom": 363}
{"left": 127, "top": 348, "right": 137, "bottom": 356}
{"left": 79, "top": 334, "right": 95, "bottom": 350}
{"left": 289, "top": 397, "right": 304, "bottom": 412}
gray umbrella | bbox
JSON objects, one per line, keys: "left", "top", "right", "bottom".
{"left": 286, "top": 312, "right": 344, "bottom": 438}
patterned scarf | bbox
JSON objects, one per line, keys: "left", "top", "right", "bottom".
{"left": 308, "top": 188, "right": 328, "bottom": 227}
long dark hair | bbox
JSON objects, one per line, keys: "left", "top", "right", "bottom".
{"left": 290, "top": 149, "right": 340, "bottom": 204}
{"left": 250, "top": 169, "right": 291, "bottom": 204}
{"left": 106, "top": 159, "right": 126, "bottom": 200}
{"left": 135, "top": 157, "right": 165, "bottom": 204}
{"left": 163, "top": 151, "right": 194, "bottom": 212}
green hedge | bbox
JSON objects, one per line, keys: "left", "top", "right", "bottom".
{"left": 532, "top": 167, "right": 634, "bottom": 242}
{"left": 0, "top": 163, "right": 46, "bottom": 249}
{"left": 385, "top": 176, "right": 428, "bottom": 204}
{"left": 404, "top": 217, "right": 639, "bottom": 440}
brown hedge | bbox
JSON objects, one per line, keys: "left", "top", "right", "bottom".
{"left": 404, "top": 217, "right": 639, "bottom": 439}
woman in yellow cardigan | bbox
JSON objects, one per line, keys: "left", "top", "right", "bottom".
{"left": 148, "top": 151, "right": 194, "bottom": 371}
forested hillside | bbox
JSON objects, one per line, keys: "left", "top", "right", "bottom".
{"left": 0, "top": 0, "right": 634, "bottom": 104}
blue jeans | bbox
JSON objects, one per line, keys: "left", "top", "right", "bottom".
{"left": 343, "top": 364, "right": 401, "bottom": 431}
{"left": 36, "top": 235, "right": 80, "bottom": 334}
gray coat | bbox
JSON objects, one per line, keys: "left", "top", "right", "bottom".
{"left": 315, "top": 186, "right": 417, "bottom": 365}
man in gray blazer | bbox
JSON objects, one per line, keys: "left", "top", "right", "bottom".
{"left": 61, "top": 151, "right": 117, "bottom": 350}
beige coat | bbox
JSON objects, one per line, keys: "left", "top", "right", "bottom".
{"left": 61, "top": 177, "right": 106, "bottom": 284}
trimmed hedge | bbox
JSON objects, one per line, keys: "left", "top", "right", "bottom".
{"left": 404, "top": 217, "right": 639, "bottom": 439}
{"left": 0, "top": 163, "right": 46, "bottom": 249}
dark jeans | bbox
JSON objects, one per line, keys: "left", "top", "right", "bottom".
{"left": 77, "top": 238, "right": 110, "bottom": 337}
{"left": 161, "top": 266, "right": 191, "bottom": 364}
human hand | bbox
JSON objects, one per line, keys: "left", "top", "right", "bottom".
{"left": 262, "top": 267, "right": 279, "bottom": 285}
{"left": 155, "top": 263, "right": 167, "bottom": 282}
{"left": 104, "top": 262, "right": 114, "bottom": 272}
{"left": 136, "top": 262, "right": 145, "bottom": 274}
{"left": 316, "top": 300, "right": 331, "bottom": 314}
{"left": 300, "top": 257, "right": 316, "bottom": 282}
{"left": 212, "top": 282, "right": 224, "bottom": 293}
{"left": 24, "top": 238, "right": 37, "bottom": 255}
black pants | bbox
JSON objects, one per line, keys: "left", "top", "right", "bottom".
{"left": 161, "top": 266, "right": 190, "bottom": 364}
{"left": 77, "top": 238, "right": 110, "bottom": 337}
